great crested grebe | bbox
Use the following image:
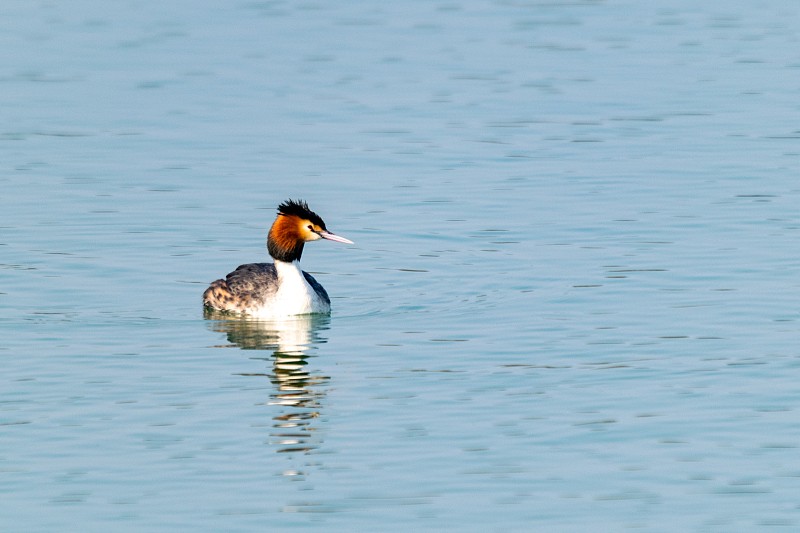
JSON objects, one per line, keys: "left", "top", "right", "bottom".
{"left": 203, "top": 199, "right": 353, "bottom": 317}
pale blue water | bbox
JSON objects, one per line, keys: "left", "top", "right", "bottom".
{"left": 2, "top": 1, "right": 800, "bottom": 531}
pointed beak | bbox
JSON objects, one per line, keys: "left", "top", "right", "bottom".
{"left": 318, "top": 230, "right": 354, "bottom": 245}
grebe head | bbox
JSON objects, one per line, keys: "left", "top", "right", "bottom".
{"left": 267, "top": 199, "right": 353, "bottom": 262}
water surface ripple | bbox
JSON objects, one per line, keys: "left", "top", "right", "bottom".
{"left": 2, "top": 1, "right": 800, "bottom": 531}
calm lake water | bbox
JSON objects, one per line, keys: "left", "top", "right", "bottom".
{"left": 2, "top": 1, "right": 800, "bottom": 531}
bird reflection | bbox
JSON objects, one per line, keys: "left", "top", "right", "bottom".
{"left": 205, "top": 309, "right": 330, "bottom": 456}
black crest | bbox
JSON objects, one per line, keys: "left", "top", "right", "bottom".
{"left": 277, "top": 199, "right": 326, "bottom": 229}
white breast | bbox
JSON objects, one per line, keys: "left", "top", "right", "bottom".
{"left": 260, "top": 260, "right": 330, "bottom": 317}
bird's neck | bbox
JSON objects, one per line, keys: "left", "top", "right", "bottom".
{"left": 268, "top": 240, "right": 304, "bottom": 262}
{"left": 267, "top": 216, "right": 305, "bottom": 262}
